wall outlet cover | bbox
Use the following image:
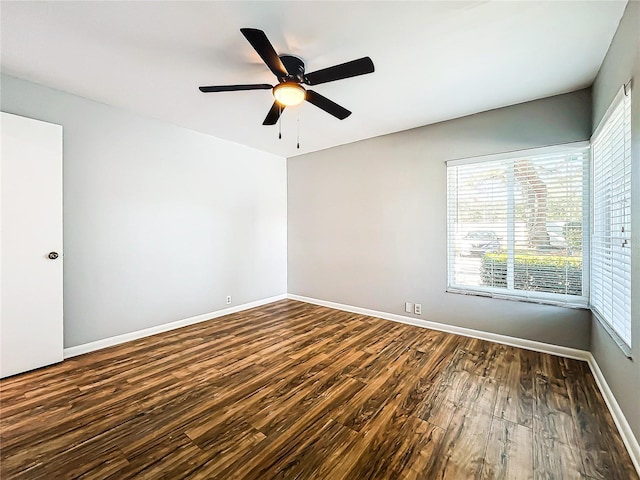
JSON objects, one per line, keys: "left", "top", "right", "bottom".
{"left": 405, "top": 302, "right": 413, "bottom": 313}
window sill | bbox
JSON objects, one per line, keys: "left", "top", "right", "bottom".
{"left": 446, "top": 287, "right": 589, "bottom": 310}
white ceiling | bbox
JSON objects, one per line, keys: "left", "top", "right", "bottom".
{"left": 0, "top": 1, "right": 627, "bottom": 158}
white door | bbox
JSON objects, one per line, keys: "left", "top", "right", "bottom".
{"left": 1, "top": 112, "right": 63, "bottom": 378}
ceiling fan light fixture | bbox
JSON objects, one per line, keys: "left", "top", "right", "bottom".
{"left": 273, "top": 82, "right": 306, "bottom": 106}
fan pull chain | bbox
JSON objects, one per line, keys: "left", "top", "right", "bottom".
{"left": 297, "top": 110, "right": 300, "bottom": 149}
{"left": 278, "top": 104, "right": 282, "bottom": 140}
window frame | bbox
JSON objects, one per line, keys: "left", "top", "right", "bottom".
{"left": 590, "top": 82, "right": 632, "bottom": 356}
{"left": 446, "top": 141, "right": 591, "bottom": 309}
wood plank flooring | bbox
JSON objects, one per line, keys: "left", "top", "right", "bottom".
{"left": 0, "top": 300, "right": 637, "bottom": 479}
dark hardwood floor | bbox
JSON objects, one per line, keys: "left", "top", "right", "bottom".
{"left": 0, "top": 300, "right": 637, "bottom": 479}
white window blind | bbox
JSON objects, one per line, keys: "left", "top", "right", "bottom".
{"left": 447, "top": 145, "right": 589, "bottom": 307}
{"left": 591, "top": 84, "right": 632, "bottom": 350}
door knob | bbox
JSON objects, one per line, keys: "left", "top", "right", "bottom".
{"left": 48, "top": 252, "right": 59, "bottom": 260}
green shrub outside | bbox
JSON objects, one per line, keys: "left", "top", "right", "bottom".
{"left": 480, "top": 253, "right": 582, "bottom": 295}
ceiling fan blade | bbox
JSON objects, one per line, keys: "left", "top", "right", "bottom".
{"left": 240, "top": 28, "right": 289, "bottom": 79}
{"left": 199, "top": 84, "right": 273, "bottom": 93}
{"left": 305, "top": 90, "right": 351, "bottom": 120}
{"left": 263, "top": 101, "right": 286, "bottom": 125}
{"left": 304, "top": 57, "right": 374, "bottom": 86}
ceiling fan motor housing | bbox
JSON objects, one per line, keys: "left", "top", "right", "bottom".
{"left": 279, "top": 55, "right": 306, "bottom": 83}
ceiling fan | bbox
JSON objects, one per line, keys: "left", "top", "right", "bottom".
{"left": 199, "top": 28, "right": 375, "bottom": 125}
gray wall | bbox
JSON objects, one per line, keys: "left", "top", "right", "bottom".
{"left": 591, "top": 0, "right": 640, "bottom": 443}
{"left": 1, "top": 74, "right": 287, "bottom": 348}
{"left": 288, "top": 89, "right": 592, "bottom": 350}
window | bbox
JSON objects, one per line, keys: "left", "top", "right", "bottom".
{"left": 591, "top": 84, "right": 632, "bottom": 351}
{"left": 447, "top": 144, "right": 589, "bottom": 307}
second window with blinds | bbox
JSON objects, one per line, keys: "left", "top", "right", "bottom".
{"left": 447, "top": 144, "right": 589, "bottom": 307}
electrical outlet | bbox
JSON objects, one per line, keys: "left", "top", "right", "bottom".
{"left": 414, "top": 303, "right": 422, "bottom": 315}
{"left": 405, "top": 302, "right": 413, "bottom": 313}
{"left": 226, "top": 295, "right": 232, "bottom": 305}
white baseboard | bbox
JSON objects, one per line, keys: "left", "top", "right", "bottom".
{"left": 63, "top": 294, "right": 287, "bottom": 359}
{"left": 287, "top": 293, "right": 640, "bottom": 476}
{"left": 287, "top": 294, "right": 590, "bottom": 361}
{"left": 586, "top": 353, "right": 640, "bottom": 475}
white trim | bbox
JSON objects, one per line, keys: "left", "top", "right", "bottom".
{"left": 586, "top": 353, "right": 640, "bottom": 475}
{"left": 286, "top": 294, "right": 589, "bottom": 360}
{"left": 287, "top": 293, "right": 640, "bottom": 476}
{"left": 446, "top": 287, "right": 589, "bottom": 309}
{"left": 445, "top": 141, "right": 590, "bottom": 166}
{"left": 63, "top": 294, "right": 287, "bottom": 358}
